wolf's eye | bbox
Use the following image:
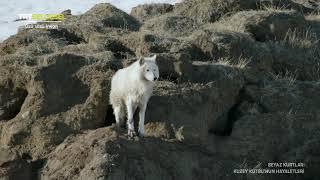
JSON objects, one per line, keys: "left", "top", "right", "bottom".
{"left": 147, "top": 69, "right": 150, "bottom": 72}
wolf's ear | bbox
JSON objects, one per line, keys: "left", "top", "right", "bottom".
{"left": 144, "top": 55, "right": 157, "bottom": 63}
{"left": 139, "top": 57, "right": 145, "bottom": 66}
{"left": 150, "top": 54, "right": 157, "bottom": 62}
{"left": 146, "top": 55, "right": 157, "bottom": 63}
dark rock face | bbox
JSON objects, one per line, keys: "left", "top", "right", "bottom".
{"left": 0, "top": 1, "right": 320, "bottom": 180}
{"left": 0, "top": 86, "right": 27, "bottom": 120}
{"left": 0, "top": 147, "right": 32, "bottom": 180}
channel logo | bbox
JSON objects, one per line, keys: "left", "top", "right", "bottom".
{"left": 16, "top": 14, "right": 64, "bottom": 22}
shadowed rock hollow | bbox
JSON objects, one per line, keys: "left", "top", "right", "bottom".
{"left": 0, "top": 1, "right": 320, "bottom": 180}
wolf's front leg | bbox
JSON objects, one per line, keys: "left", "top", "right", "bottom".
{"left": 126, "top": 97, "right": 135, "bottom": 137}
{"left": 113, "top": 106, "right": 124, "bottom": 127}
{"left": 138, "top": 103, "right": 147, "bottom": 137}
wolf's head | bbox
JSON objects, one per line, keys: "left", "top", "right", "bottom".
{"left": 139, "top": 55, "right": 159, "bottom": 82}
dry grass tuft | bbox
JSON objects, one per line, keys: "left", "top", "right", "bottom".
{"left": 212, "top": 13, "right": 247, "bottom": 33}
{"left": 305, "top": 11, "right": 320, "bottom": 21}
{"left": 216, "top": 56, "right": 251, "bottom": 69}
{"left": 257, "top": 0, "right": 290, "bottom": 12}
{"left": 281, "top": 28, "right": 319, "bottom": 50}
{"left": 270, "top": 70, "right": 297, "bottom": 86}
{"left": 308, "top": 62, "right": 320, "bottom": 81}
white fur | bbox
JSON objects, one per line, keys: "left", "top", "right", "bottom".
{"left": 109, "top": 55, "right": 159, "bottom": 137}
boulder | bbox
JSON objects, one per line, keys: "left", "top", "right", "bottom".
{"left": 258, "top": 0, "right": 316, "bottom": 13}
{"left": 61, "top": 9, "right": 72, "bottom": 16}
{"left": 153, "top": 53, "right": 192, "bottom": 81}
{"left": 58, "top": 3, "right": 140, "bottom": 41}
{"left": 214, "top": 10, "right": 306, "bottom": 41}
{"left": 244, "top": 81, "right": 320, "bottom": 114}
{"left": 146, "top": 81, "right": 217, "bottom": 141}
{"left": 185, "top": 61, "right": 244, "bottom": 84}
{"left": 88, "top": 33, "right": 136, "bottom": 59}
{"left": 146, "top": 66, "right": 244, "bottom": 140}
{"left": 187, "top": 28, "right": 273, "bottom": 70}
{"left": 174, "top": 0, "right": 242, "bottom": 23}
{"left": 141, "top": 14, "right": 198, "bottom": 37}
{"left": 270, "top": 42, "right": 320, "bottom": 81}
{"left": 174, "top": 0, "right": 314, "bottom": 25}
{"left": 131, "top": 3, "right": 174, "bottom": 22}
{"left": 0, "top": 29, "right": 66, "bottom": 56}
{"left": 0, "top": 147, "right": 32, "bottom": 180}
{"left": 40, "top": 126, "right": 239, "bottom": 180}
{"left": 119, "top": 31, "right": 180, "bottom": 56}
{"left": 0, "top": 52, "right": 114, "bottom": 159}
{"left": 215, "top": 112, "right": 320, "bottom": 172}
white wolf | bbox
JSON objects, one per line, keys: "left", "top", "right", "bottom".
{"left": 109, "top": 55, "right": 159, "bottom": 137}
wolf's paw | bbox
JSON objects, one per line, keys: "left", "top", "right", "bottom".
{"left": 138, "top": 126, "right": 144, "bottom": 137}
{"left": 138, "top": 130, "right": 144, "bottom": 138}
{"left": 115, "top": 123, "right": 121, "bottom": 128}
{"left": 116, "top": 123, "right": 126, "bottom": 129}
{"left": 128, "top": 129, "right": 136, "bottom": 138}
{"left": 138, "top": 133, "right": 144, "bottom": 138}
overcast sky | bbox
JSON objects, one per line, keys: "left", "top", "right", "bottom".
{"left": 0, "top": 0, "right": 181, "bottom": 42}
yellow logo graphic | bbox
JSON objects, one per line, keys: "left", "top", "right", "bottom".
{"left": 17, "top": 14, "right": 64, "bottom": 22}
{"left": 31, "top": 14, "right": 64, "bottom": 21}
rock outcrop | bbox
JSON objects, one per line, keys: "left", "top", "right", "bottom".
{"left": 131, "top": 3, "right": 174, "bottom": 22}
